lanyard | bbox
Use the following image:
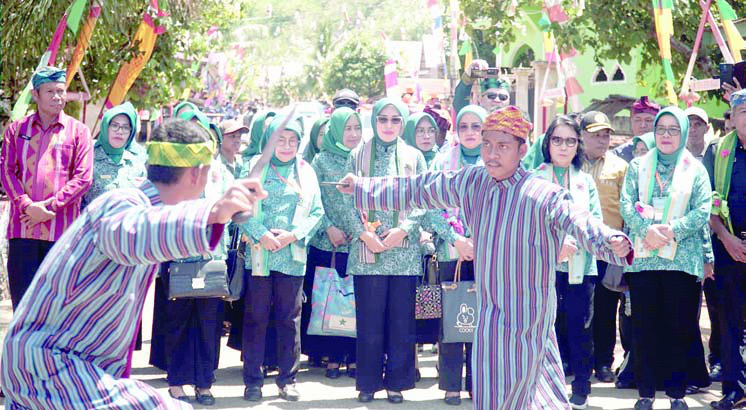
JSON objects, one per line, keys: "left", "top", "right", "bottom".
{"left": 270, "top": 162, "right": 302, "bottom": 198}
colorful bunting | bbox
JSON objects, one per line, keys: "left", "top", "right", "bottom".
{"left": 717, "top": 0, "right": 746, "bottom": 62}
{"left": 652, "top": 0, "right": 678, "bottom": 104}
{"left": 384, "top": 59, "right": 400, "bottom": 98}
{"left": 66, "top": 2, "right": 102, "bottom": 88}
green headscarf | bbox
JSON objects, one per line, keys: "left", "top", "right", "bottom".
{"left": 632, "top": 132, "right": 656, "bottom": 151}
{"left": 371, "top": 98, "right": 409, "bottom": 146}
{"left": 456, "top": 105, "right": 488, "bottom": 157}
{"left": 323, "top": 108, "right": 361, "bottom": 158}
{"left": 652, "top": 107, "right": 689, "bottom": 166}
{"left": 403, "top": 112, "right": 438, "bottom": 164}
{"left": 260, "top": 115, "right": 304, "bottom": 165}
{"left": 245, "top": 111, "right": 276, "bottom": 158}
{"left": 177, "top": 109, "right": 216, "bottom": 147}
{"left": 173, "top": 101, "right": 199, "bottom": 118}
{"left": 99, "top": 102, "right": 138, "bottom": 164}
{"left": 522, "top": 134, "right": 546, "bottom": 170}
{"left": 303, "top": 117, "right": 330, "bottom": 162}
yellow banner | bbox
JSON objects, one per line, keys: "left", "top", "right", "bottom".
{"left": 66, "top": 3, "right": 101, "bottom": 88}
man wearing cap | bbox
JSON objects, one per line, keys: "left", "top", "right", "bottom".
{"left": 0, "top": 66, "right": 93, "bottom": 310}
{"left": 613, "top": 97, "right": 661, "bottom": 163}
{"left": 332, "top": 89, "right": 361, "bottom": 111}
{"left": 0, "top": 118, "right": 266, "bottom": 409}
{"left": 704, "top": 89, "right": 746, "bottom": 410}
{"left": 454, "top": 59, "right": 511, "bottom": 115}
{"left": 337, "top": 106, "right": 633, "bottom": 409}
{"left": 686, "top": 107, "right": 710, "bottom": 161}
{"left": 579, "top": 111, "right": 629, "bottom": 385}
{"left": 220, "top": 119, "right": 249, "bottom": 179}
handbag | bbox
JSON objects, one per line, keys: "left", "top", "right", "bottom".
{"left": 601, "top": 264, "right": 628, "bottom": 293}
{"left": 308, "top": 251, "right": 357, "bottom": 337}
{"left": 224, "top": 226, "right": 247, "bottom": 302}
{"left": 167, "top": 259, "right": 230, "bottom": 300}
{"left": 415, "top": 254, "right": 442, "bottom": 319}
{"left": 440, "top": 260, "right": 479, "bottom": 343}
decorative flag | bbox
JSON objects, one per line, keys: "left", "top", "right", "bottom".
{"left": 716, "top": 0, "right": 746, "bottom": 62}
{"left": 103, "top": 0, "right": 168, "bottom": 109}
{"left": 10, "top": 0, "right": 87, "bottom": 121}
{"left": 652, "top": 0, "right": 678, "bottom": 105}
{"left": 66, "top": 2, "right": 102, "bottom": 88}
{"left": 458, "top": 35, "right": 473, "bottom": 70}
{"left": 384, "top": 59, "right": 400, "bottom": 98}
{"left": 545, "top": 0, "right": 569, "bottom": 23}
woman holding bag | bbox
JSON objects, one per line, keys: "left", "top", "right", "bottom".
{"left": 620, "top": 107, "right": 713, "bottom": 410}
{"left": 340, "top": 98, "right": 428, "bottom": 404}
{"left": 533, "top": 115, "right": 602, "bottom": 409}
{"left": 301, "top": 107, "right": 363, "bottom": 378}
{"left": 427, "top": 104, "right": 487, "bottom": 405}
{"left": 240, "top": 115, "right": 324, "bottom": 403}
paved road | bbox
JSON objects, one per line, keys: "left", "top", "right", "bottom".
{"left": 0, "top": 288, "right": 725, "bottom": 409}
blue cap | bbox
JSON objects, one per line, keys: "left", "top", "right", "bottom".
{"left": 32, "top": 66, "right": 66, "bottom": 90}
{"left": 731, "top": 89, "right": 746, "bottom": 110}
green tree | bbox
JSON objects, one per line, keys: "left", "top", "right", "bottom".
{"left": 323, "top": 37, "right": 389, "bottom": 99}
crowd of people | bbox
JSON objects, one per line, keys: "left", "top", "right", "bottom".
{"left": 0, "top": 60, "right": 744, "bottom": 410}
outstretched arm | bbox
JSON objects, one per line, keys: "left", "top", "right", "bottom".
{"left": 548, "top": 189, "right": 634, "bottom": 266}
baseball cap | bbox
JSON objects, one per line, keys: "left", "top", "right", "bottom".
{"left": 684, "top": 106, "right": 709, "bottom": 124}
{"left": 332, "top": 89, "right": 360, "bottom": 107}
{"left": 580, "top": 111, "right": 615, "bottom": 133}
{"left": 219, "top": 119, "right": 249, "bottom": 136}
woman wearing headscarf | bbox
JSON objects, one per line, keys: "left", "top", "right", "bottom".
{"left": 301, "top": 108, "right": 362, "bottom": 378}
{"left": 83, "top": 102, "right": 146, "bottom": 208}
{"left": 340, "top": 98, "right": 428, "bottom": 404}
{"left": 532, "top": 115, "right": 602, "bottom": 409}
{"left": 242, "top": 111, "right": 277, "bottom": 162}
{"left": 240, "top": 115, "right": 324, "bottom": 403}
{"left": 403, "top": 112, "right": 439, "bottom": 168}
{"left": 425, "top": 105, "right": 487, "bottom": 405}
{"left": 620, "top": 107, "right": 713, "bottom": 410}
{"left": 303, "top": 117, "right": 330, "bottom": 163}
{"left": 632, "top": 132, "right": 656, "bottom": 158}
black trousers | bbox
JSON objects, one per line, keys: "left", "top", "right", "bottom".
{"left": 593, "top": 261, "right": 621, "bottom": 370}
{"left": 354, "top": 275, "right": 417, "bottom": 393}
{"left": 7, "top": 238, "right": 54, "bottom": 309}
{"left": 300, "top": 247, "right": 356, "bottom": 364}
{"left": 438, "top": 260, "right": 474, "bottom": 392}
{"left": 243, "top": 271, "right": 304, "bottom": 388}
{"left": 716, "top": 265, "right": 746, "bottom": 395}
{"left": 703, "top": 277, "right": 722, "bottom": 365}
{"left": 165, "top": 296, "right": 221, "bottom": 388}
{"left": 556, "top": 273, "right": 595, "bottom": 396}
{"left": 627, "top": 271, "right": 699, "bottom": 399}
{"left": 616, "top": 291, "right": 636, "bottom": 383}
{"left": 149, "top": 275, "right": 168, "bottom": 370}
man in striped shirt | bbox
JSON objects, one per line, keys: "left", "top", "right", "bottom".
{"left": 339, "top": 106, "right": 634, "bottom": 409}
{"left": 0, "top": 119, "right": 266, "bottom": 409}
{"left": 0, "top": 66, "right": 93, "bottom": 309}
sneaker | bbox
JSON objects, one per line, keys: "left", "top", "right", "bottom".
{"left": 634, "top": 398, "right": 654, "bottom": 410}
{"left": 670, "top": 398, "right": 688, "bottom": 410}
{"left": 279, "top": 384, "right": 300, "bottom": 401}
{"left": 569, "top": 393, "right": 588, "bottom": 409}
{"left": 709, "top": 363, "right": 723, "bottom": 382}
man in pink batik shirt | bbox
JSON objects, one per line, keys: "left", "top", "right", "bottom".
{"left": 0, "top": 66, "right": 93, "bottom": 309}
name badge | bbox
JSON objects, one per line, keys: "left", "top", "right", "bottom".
{"left": 652, "top": 197, "right": 666, "bottom": 223}
{"left": 100, "top": 174, "right": 113, "bottom": 180}
{"left": 192, "top": 277, "right": 205, "bottom": 289}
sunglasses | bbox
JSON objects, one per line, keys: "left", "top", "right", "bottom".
{"left": 334, "top": 100, "right": 358, "bottom": 110}
{"left": 550, "top": 136, "right": 579, "bottom": 147}
{"left": 485, "top": 92, "right": 509, "bottom": 102}
{"left": 376, "top": 116, "right": 403, "bottom": 125}
{"left": 458, "top": 123, "right": 482, "bottom": 133}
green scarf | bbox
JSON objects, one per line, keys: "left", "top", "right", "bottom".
{"left": 371, "top": 98, "right": 409, "bottom": 146}
{"left": 259, "top": 114, "right": 304, "bottom": 154}
{"left": 303, "top": 117, "right": 330, "bottom": 162}
{"left": 323, "top": 107, "right": 361, "bottom": 158}
{"left": 522, "top": 133, "right": 546, "bottom": 170}
{"left": 99, "top": 102, "right": 138, "bottom": 164}
{"left": 173, "top": 101, "right": 198, "bottom": 117}
{"left": 403, "top": 112, "right": 438, "bottom": 165}
{"left": 245, "top": 111, "right": 276, "bottom": 158}
{"left": 653, "top": 107, "right": 689, "bottom": 166}
{"left": 632, "top": 132, "right": 656, "bottom": 151}
{"left": 713, "top": 130, "right": 738, "bottom": 234}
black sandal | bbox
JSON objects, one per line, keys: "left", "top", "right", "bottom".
{"left": 168, "top": 388, "right": 190, "bottom": 403}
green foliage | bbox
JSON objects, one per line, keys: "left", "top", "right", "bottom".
{"left": 323, "top": 37, "right": 389, "bottom": 99}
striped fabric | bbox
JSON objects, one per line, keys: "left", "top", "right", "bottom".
{"left": 355, "top": 166, "right": 631, "bottom": 409}
{"left": 0, "top": 112, "right": 93, "bottom": 241}
{"left": 0, "top": 180, "right": 223, "bottom": 409}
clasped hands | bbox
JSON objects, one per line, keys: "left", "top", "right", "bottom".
{"left": 642, "top": 224, "right": 674, "bottom": 251}
{"left": 359, "top": 228, "right": 408, "bottom": 253}
{"left": 20, "top": 198, "right": 55, "bottom": 228}
{"left": 259, "top": 229, "right": 297, "bottom": 252}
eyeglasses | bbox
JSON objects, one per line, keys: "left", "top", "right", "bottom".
{"left": 458, "top": 123, "right": 482, "bottom": 133}
{"left": 654, "top": 126, "right": 681, "bottom": 137}
{"left": 485, "top": 92, "right": 509, "bottom": 102}
{"left": 109, "top": 123, "right": 132, "bottom": 133}
{"left": 376, "top": 116, "right": 403, "bottom": 125}
{"left": 415, "top": 127, "right": 437, "bottom": 137}
{"left": 550, "top": 136, "right": 579, "bottom": 147}
{"left": 277, "top": 137, "right": 299, "bottom": 147}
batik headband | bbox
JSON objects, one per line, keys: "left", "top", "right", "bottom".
{"left": 480, "top": 78, "right": 510, "bottom": 93}
{"left": 146, "top": 141, "right": 215, "bottom": 167}
{"left": 32, "top": 66, "right": 66, "bottom": 90}
{"left": 631, "top": 96, "right": 661, "bottom": 116}
{"left": 482, "top": 106, "right": 532, "bottom": 140}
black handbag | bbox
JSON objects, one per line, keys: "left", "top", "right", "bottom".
{"left": 225, "top": 226, "right": 247, "bottom": 302}
{"left": 167, "top": 259, "right": 230, "bottom": 300}
{"left": 415, "top": 254, "right": 442, "bottom": 320}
